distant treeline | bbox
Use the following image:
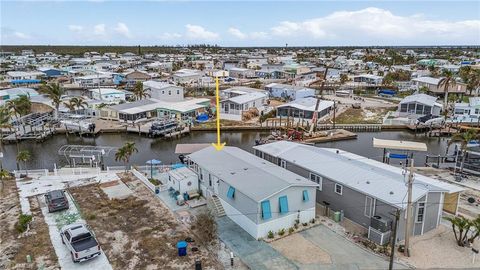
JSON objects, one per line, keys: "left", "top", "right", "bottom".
{"left": 0, "top": 45, "right": 478, "bottom": 56}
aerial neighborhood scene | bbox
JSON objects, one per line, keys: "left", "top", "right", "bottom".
{"left": 1, "top": 1, "right": 480, "bottom": 269}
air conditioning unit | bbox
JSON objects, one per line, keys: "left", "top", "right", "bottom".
{"left": 370, "top": 215, "right": 392, "bottom": 233}
{"left": 368, "top": 226, "right": 391, "bottom": 245}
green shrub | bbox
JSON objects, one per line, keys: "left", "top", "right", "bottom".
{"left": 16, "top": 214, "right": 32, "bottom": 233}
{"left": 267, "top": 231, "right": 274, "bottom": 239}
{"left": 278, "top": 229, "right": 285, "bottom": 236}
{"left": 288, "top": 227, "right": 295, "bottom": 234}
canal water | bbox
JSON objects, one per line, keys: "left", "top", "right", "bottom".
{"left": 1, "top": 130, "right": 450, "bottom": 171}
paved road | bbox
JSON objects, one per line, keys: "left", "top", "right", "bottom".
{"left": 217, "top": 217, "right": 298, "bottom": 270}
{"left": 218, "top": 216, "right": 408, "bottom": 270}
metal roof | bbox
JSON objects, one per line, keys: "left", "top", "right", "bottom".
{"left": 399, "top": 94, "right": 438, "bottom": 106}
{"left": 253, "top": 141, "right": 448, "bottom": 209}
{"left": 187, "top": 146, "right": 317, "bottom": 202}
{"left": 277, "top": 97, "right": 334, "bottom": 112}
{"left": 373, "top": 138, "right": 428, "bottom": 152}
{"left": 58, "top": 145, "right": 116, "bottom": 160}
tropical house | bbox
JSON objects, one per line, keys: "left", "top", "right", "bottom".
{"left": 143, "top": 81, "right": 184, "bottom": 102}
{"left": 412, "top": 77, "right": 467, "bottom": 96}
{"left": 186, "top": 146, "right": 318, "bottom": 239}
{"left": 0, "top": 87, "right": 39, "bottom": 105}
{"left": 89, "top": 88, "right": 126, "bottom": 103}
{"left": 253, "top": 141, "right": 462, "bottom": 243}
{"left": 397, "top": 94, "right": 442, "bottom": 117}
{"left": 452, "top": 97, "right": 480, "bottom": 123}
{"left": 276, "top": 97, "right": 334, "bottom": 122}
{"left": 219, "top": 87, "right": 268, "bottom": 121}
{"left": 353, "top": 74, "right": 383, "bottom": 86}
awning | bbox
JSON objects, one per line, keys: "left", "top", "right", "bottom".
{"left": 373, "top": 138, "right": 427, "bottom": 152}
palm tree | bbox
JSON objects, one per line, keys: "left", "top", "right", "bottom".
{"left": 6, "top": 96, "right": 31, "bottom": 134}
{"left": 133, "top": 82, "right": 150, "bottom": 101}
{"left": 71, "top": 97, "right": 88, "bottom": 111}
{"left": 115, "top": 142, "right": 138, "bottom": 172}
{"left": 0, "top": 106, "right": 12, "bottom": 153}
{"left": 448, "top": 129, "right": 480, "bottom": 172}
{"left": 444, "top": 216, "right": 471, "bottom": 247}
{"left": 437, "top": 70, "right": 457, "bottom": 120}
{"left": 459, "top": 66, "right": 480, "bottom": 96}
{"left": 468, "top": 216, "right": 480, "bottom": 244}
{"left": 39, "top": 83, "right": 65, "bottom": 119}
{"left": 16, "top": 150, "right": 31, "bottom": 175}
{"left": 63, "top": 100, "right": 76, "bottom": 112}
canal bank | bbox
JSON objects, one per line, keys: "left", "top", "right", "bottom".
{"left": 1, "top": 130, "right": 449, "bottom": 171}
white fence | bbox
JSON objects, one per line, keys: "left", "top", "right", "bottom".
{"left": 132, "top": 168, "right": 156, "bottom": 192}
{"left": 14, "top": 169, "right": 49, "bottom": 178}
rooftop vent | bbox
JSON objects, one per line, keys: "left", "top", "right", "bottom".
{"left": 389, "top": 191, "right": 394, "bottom": 195}
{"left": 230, "top": 172, "right": 236, "bottom": 175}
{"left": 366, "top": 181, "right": 370, "bottom": 184}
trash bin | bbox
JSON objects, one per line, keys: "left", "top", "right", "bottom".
{"left": 177, "top": 241, "right": 188, "bottom": 256}
{"left": 155, "top": 186, "right": 160, "bottom": 194}
{"left": 333, "top": 211, "right": 341, "bottom": 222}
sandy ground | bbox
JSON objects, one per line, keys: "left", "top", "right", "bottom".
{"left": 0, "top": 179, "right": 59, "bottom": 270}
{"left": 399, "top": 225, "right": 480, "bottom": 269}
{"left": 68, "top": 173, "right": 221, "bottom": 270}
{"left": 270, "top": 233, "right": 332, "bottom": 265}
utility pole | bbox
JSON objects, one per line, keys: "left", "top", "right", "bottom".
{"left": 404, "top": 158, "right": 415, "bottom": 257}
{"left": 389, "top": 209, "right": 400, "bottom": 270}
{"left": 333, "top": 100, "right": 336, "bottom": 129}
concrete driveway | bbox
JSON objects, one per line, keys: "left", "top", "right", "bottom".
{"left": 218, "top": 216, "right": 408, "bottom": 270}
{"left": 217, "top": 217, "right": 297, "bottom": 270}
{"left": 299, "top": 225, "right": 408, "bottom": 270}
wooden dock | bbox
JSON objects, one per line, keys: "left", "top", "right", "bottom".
{"left": 303, "top": 129, "right": 357, "bottom": 143}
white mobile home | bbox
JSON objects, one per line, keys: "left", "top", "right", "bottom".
{"left": 265, "top": 83, "right": 315, "bottom": 100}
{"left": 398, "top": 94, "right": 442, "bottom": 117}
{"left": 187, "top": 146, "right": 318, "bottom": 239}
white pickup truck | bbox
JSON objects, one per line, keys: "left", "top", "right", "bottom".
{"left": 60, "top": 223, "right": 101, "bottom": 263}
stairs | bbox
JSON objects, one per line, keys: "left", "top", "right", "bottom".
{"left": 211, "top": 195, "right": 226, "bottom": 217}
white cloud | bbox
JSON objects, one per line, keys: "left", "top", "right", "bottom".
{"left": 228, "top": 27, "right": 247, "bottom": 39}
{"left": 185, "top": 24, "right": 219, "bottom": 40}
{"left": 13, "top": 32, "right": 30, "bottom": 39}
{"left": 114, "top": 22, "right": 132, "bottom": 38}
{"left": 93, "top": 24, "right": 106, "bottom": 36}
{"left": 269, "top": 7, "right": 480, "bottom": 44}
{"left": 68, "top": 25, "right": 84, "bottom": 33}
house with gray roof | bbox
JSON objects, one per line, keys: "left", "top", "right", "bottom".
{"left": 187, "top": 146, "right": 318, "bottom": 239}
{"left": 398, "top": 93, "right": 442, "bottom": 117}
{"left": 253, "top": 141, "right": 462, "bottom": 243}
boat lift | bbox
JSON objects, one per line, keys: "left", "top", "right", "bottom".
{"left": 58, "top": 145, "right": 116, "bottom": 169}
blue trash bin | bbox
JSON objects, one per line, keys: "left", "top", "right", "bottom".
{"left": 177, "top": 241, "right": 188, "bottom": 256}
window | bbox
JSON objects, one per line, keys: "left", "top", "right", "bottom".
{"left": 227, "top": 186, "right": 235, "bottom": 199}
{"left": 309, "top": 173, "right": 323, "bottom": 190}
{"left": 400, "top": 104, "right": 408, "bottom": 112}
{"left": 334, "top": 184, "right": 343, "bottom": 195}
{"left": 280, "top": 160, "right": 287, "bottom": 168}
{"left": 364, "top": 196, "right": 374, "bottom": 217}
{"left": 416, "top": 202, "right": 425, "bottom": 223}
{"left": 168, "top": 90, "right": 172, "bottom": 95}
{"left": 177, "top": 89, "right": 180, "bottom": 95}
{"left": 302, "top": 190, "right": 309, "bottom": 202}
{"left": 476, "top": 108, "right": 480, "bottom": 115}
{"left": 199, "top": 168, "right": 203, "bottom": 180}
{"left": 279, "top": 196, "right": 289, "bottom": 214}
{"left": 261, "top": 200, "right": 272, "bottom": 220}
{"left": 208, "top": 174, "right": 212, "bottom": 186}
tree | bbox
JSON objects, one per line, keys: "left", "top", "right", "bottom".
{"left": 193, "top": 210, "right": 217, "bottom": 245}
{"left": 448, "top": 129, "right": 480, "bottom": 172}
{"left": 340, "top": 74, "right": 349, "bottom": 84}
{"left": 459, "top": 66, "right": 480, "bottom": 96}
{"left": 252, "top": 80, "right": 262, "bottom": 89}
{"left": 16, "top": 150, "right": 31, "bottom": 175}
{"left": 438, "top": 70, "right": 457, "bottom": 119}
{"left": 468, "top": 216, "right": 480, "bottom": 244}
{"left": 63, "top": 100, "right": 76, "bottom": 112}
{"left": 39, "top": 83, "right": 65, "bottom": 119}
{"left": 444, "top": 216, "right": 472, "bottom": 247}
{"left": 418, "top": 86, "right": 430, "bottom": 94}
{"left": 132, "top": 82, "right": 150, "bottom": 101}
{"left": 0, "top": 106, "right": 12, "bottom": 154}
{"left": 114, "top": 142, "right": 138, "bottom": 172}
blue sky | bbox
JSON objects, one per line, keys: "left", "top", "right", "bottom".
{"left": 1, "top": 1, "right": 479, "bottom": 46}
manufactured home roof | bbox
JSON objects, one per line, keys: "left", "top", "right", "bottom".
{"left": 187, "top": 146, "right": 317, "bottom": 202}
{"left": 253, "top": 141, "right": 452, "bottom": 209}
{"left": 277, "top": 97, "right": 334, "bottom": 112}
{"left": 412, "top": 77, "right": 442, "bottom": 85}
{"left": 226, "top": 92, "right": 267, "bottom": 105}
{"left": 399, "top": 94, "right": 438, "bottom": 106}
{"left": 168, "top": 167, "right": 198, "bottom": 181}
{"left": 175, "top": 143, "right": 211, "bottom": 154}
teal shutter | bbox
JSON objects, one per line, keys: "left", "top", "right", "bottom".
{"left": 261, "top": 200, "right": 272, "bottom": 220}
{"left": 303, "top": 190, "right": 309, "bottom": 201}
{"left": 279, "top": 196, "right": 289, "bottom": 214}
{"left": 227, "top": 186, "right": 235, "bottom": 199}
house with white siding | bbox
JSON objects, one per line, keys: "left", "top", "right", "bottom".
{"left": 187, "top": 146, "right": 318, "bottom": 239}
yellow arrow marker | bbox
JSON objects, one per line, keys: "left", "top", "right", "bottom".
{"left": 212, "top": 77, "right": 226, "bottom": 151}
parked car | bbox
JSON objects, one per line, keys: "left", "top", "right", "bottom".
{"left": 60, "top": 223, "right": 101, "bottom": 263}
{"left": 45, "top": 190, "right": 69, "bottom": 213}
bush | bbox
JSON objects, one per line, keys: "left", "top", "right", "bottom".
{"left": 148, "top": 178, "right": 161, "bottom": 186}
{"left": 302, "top": 222, "right": 308, "bottom": 226}
{"left": 288, "top": 227, "right": 295, "bottom": 234}
{"left": 310, "top": 218, "right": 316, "bottom": 224}
{"left": 16, "top": 214, "right": 32, "bottom": 233}
{"left": 294, "top": 223, "right": 299, "bottom": 229}
{"left": 278, "top": 229, "right": 285, "bottom": 236}
{"left": 193, "top": 211, "right": 217, "bottom": 245}
{"left": 267, "top": 231, "right": 274, "bottom": 239}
